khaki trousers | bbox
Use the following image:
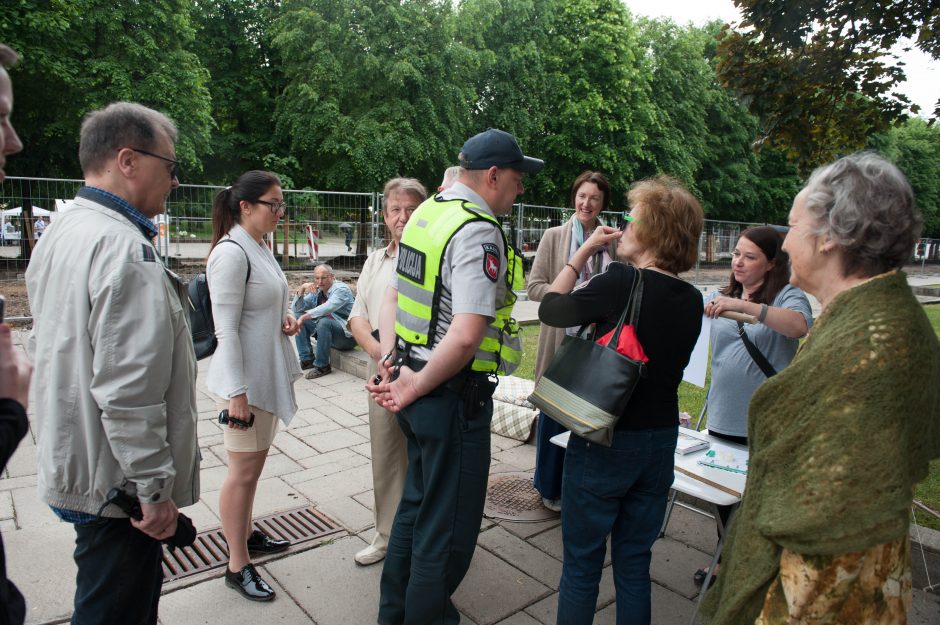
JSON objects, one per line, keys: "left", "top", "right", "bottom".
{"left": 367, "top": 359, "right": 408, "bottom": 550}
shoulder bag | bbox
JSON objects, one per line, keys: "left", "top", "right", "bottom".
{"left": 528, "top": 267, "right": 647, "bottom": 446}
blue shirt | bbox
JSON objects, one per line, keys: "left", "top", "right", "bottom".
{"left": 77, "top": 186, "right": 159, "bottom": 239}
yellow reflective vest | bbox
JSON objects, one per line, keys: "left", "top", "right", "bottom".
{"left": 395, "top": 197, "right": 523, "bottom": 375}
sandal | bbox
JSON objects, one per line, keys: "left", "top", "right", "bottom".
{"left": 693, "top": 567, "right": 718, "bottom": 587}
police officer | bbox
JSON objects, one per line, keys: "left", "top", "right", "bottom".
{"left": 368, "top": 128, "right": 542, "bottom": 624}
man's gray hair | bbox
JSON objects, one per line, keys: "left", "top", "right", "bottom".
{"left": 79, "top": 102, "right": 178, "bottom": 175}
{"left": 315, "top": 263, "right": 334, "bottom": 276}
{"left": 439, "top": 166, "right": 461, "bottom": 190}
{"left": 0, "top": 44, "right": 20, "bottom": 69}
{"left": 800, "top": 151, "right": 922, "bottom": 277}
{"left": 382, "top": 177, "right": 427, "bottom": 210}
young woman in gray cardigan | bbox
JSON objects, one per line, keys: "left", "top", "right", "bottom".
{"left": 206, "top": 171, "right": 302, "bottom": 601}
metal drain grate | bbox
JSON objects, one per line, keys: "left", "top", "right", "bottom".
{"left": 162, "top": 505, "right": 343, "bottom": 581}
{"left": 483, "top": 472, "right": 558, "bottom": 522}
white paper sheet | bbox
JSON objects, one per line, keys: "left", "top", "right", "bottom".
{"left": 682, "top": 313, "right": 710, "bottom": 387}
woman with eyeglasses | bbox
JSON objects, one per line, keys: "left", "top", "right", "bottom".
{"left": 693, "top": 226, "right": 812, "bottom": 587}
{"left": 538, "top": 176, "right": 704, "bottom": 624}
{"left": 206, "top": 170, "right": 302, "bottom": 601}
{"left": 527, "top": 170, "right": 616, "bottom": 512}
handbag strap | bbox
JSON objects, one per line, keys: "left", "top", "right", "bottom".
{"left": 736, "top": 320, "right": 777, "bottom": 377}
{"left": 605, "top": 267, "right": 644, "bottom": 351}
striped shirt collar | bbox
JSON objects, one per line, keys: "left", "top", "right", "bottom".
{"left": 77, "top": 186, "right": 159, "bottom": 239}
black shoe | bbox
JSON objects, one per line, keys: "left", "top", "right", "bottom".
{"left": 247, "top": 529, "right": 290, "bottom": 555}
{"left": 304, "top": 364, "right": 332, "bottom": 379}
{"left": 693, "top": 567, "right": 718, "bottom": 588}
{"left": 225, "top": 563, "right": 275, "bottom": 601}
{"left": 299, "top": 359, "right": 315, "bottom": 371}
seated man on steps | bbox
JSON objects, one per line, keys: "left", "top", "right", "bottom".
{"left": 292, "top": 263, "right": 356, "bottom": 378}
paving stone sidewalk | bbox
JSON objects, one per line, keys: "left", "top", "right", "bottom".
{"left": 2, "top": 332, "right": 939, "bottom": 625}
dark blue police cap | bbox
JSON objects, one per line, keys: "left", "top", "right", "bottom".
{"left": 459, "top": 129, "right": 544, "bottom": 174}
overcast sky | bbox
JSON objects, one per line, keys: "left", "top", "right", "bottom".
{"left": 624, "top": 0, "right": 939, "bottom": 117}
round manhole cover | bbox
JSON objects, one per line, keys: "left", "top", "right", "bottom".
{"left": 483, "top": 471, "right": 559, "bottom": 522}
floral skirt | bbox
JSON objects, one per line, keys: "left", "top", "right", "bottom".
{"left": 756, "top": 535, "right": 910, "bottom": 624}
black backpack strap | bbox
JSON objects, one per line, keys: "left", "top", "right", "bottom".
{"left": 736, "top": 321, "right": 776, "bottom": 377}
{"left": 217, "top": 238, "right": 251, "bottom": 283}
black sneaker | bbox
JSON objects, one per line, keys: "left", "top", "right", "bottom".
{"left": 225, "top": 563, "right": 275, "bottom": 601}
{"left": 247, "top": 529, "right": 290, "bottom": 555}
{"left": 304, "top": 364, "right": 332, "bottom": 379}
{"left": 299, "top": 359, "right": 315, "bottom": 371}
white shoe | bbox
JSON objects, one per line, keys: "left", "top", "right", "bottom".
{"left": 355, "top": 544, "right": 387, "bottom": 566}
{"left": 542, "top": 497, "right": 562, "bottom": 512}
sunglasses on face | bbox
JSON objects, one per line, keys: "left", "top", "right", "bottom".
{"left": 620, "top": 214, "right": 638, "bottom": 231}
{"left": 127, "top": 148, "right": 180, "bottom": 181}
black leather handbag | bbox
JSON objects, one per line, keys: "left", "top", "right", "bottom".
{"left": 528, "top": 268, "right": 647, "bottom": 446}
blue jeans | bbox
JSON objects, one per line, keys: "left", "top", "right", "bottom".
{"left": 294, "top": 316, "right": 356, "bottom": 366}
{"left": 533, "top": 411, "right": 566, "bottom": 500}
{"left": 72, "top": 517, "right": 163, "bottom": 625}
{"left": 378, "top": 375, "right": 493, "bottom": 625}
{"left": 557, "top": 427, "right": 677, "bottom": 625}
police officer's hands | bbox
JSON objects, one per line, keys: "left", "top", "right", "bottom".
{"left": 282, "top": 314, "right": 300, "bottom": 336}
{"left": 367, "top": 365, "right": 420, "bottom": 412}
{"left": 0, "top": 325, "right": 32, "bottom": 409}
{"left": 133, "top": 499, "right": 179, "bottom": 541}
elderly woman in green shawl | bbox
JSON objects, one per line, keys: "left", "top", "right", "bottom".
{"left": 700, "top": 152, "right": 940, "bottom": 625}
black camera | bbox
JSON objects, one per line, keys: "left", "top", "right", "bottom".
{"left": 218, "top": 409, "right": 254, "bottom": 428}
{"left": 105, "top": 487, "right": 197, "bottom": 550}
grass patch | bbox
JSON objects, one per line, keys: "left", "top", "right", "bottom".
{"left": 516, "top": 314, "right": 940, "bottom": 532}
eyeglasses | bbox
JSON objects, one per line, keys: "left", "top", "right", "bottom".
{"left": 620, "top": 214, "right": 638, "bottom": 231}
{"left": 256, "top": 199, "right": 288, "bottom": 215}
{"left": 128, "top": 148, "right": 180, "bottom": 181}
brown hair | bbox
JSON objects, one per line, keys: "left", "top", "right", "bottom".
{"left": 719, "top": 226, "right": 791, "bottom": 305}
{"left": 570, "top": 170, "right": 611, "bottom": 213}
{"left": 210, "top": 170, "right": 281, "bottom": 249}
{"left": 627, "top": 176, "right": 704, "bottom": 274}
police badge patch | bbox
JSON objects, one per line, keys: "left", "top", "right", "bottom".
{"left": 482, "top": 243, "right": 499, "bottom": 282}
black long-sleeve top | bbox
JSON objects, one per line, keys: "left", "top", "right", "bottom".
{"left": 0, "top": 398, "right": 28, "bottom": 625}
{"left": 539, "top": 262, "right": 703, "bottom": 430}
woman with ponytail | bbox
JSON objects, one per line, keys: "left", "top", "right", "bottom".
{"left": 205, "top": 171, "right": 302, "bottom": 601}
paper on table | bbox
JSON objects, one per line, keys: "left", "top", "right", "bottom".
{"left": 682, "top": 313, "right": 710, "bottom": 387}
{"left": 698, "top": 447, "right": 748, "bottom": 474}
{"left": 676, "top": 432, "right": 710, "bottom": 455}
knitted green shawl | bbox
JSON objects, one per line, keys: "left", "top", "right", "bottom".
{"left": 700, "top": 271, "right": 940, "bottom": 625}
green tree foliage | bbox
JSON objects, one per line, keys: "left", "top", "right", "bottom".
{"left": 192, "top": 0, "right": 286, "bottom": 184}
{"left": 870, "top": 118, "right": 940, "bottom": 237}
{"left": 717, "top": 0, "right": 939, "bottom": 173}
{"left": 635, "top": 19, "right": 801, "bottom": 221}
{"left": 460, "top": 0, "right": 651, "bottom": 206}
{"left": 270, "top": 0, "right": 476, "bottom": 190}
{"left": 0, "top": 0, "right": 213, "bottom": 178}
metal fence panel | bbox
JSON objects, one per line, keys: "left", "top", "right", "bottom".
{"left": 3, "top": 177, "right": 938, "bottom": 282}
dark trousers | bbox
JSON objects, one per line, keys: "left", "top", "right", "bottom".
{"left": 378, "top": 378, "right": 493, "bottom": 625}
{"left": 71, "top": 518, "right": 163, "bottom": 625}
{"left": 557, "top": 427, "right": 677, "bottom": 625}
{"left": 533, "top": 411, "right": 566, "bottom": 500}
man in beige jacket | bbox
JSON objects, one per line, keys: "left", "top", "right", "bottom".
{"left": 26, "top": 102, "right": 198, "bottom": 624}
{"left": 347, "top": 177, "right": 426, "bottom": 566}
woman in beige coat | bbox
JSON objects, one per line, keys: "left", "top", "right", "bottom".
{"left": 527, "top": 170, "right": 615, "bottom": 511}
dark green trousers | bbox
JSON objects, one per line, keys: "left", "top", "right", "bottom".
{"left": 378, "top": 376, "right": 493, "bottom": 625}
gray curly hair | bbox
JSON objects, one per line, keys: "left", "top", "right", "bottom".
{"left": 799, "top": 151, "right": 922, "bottom": 278}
